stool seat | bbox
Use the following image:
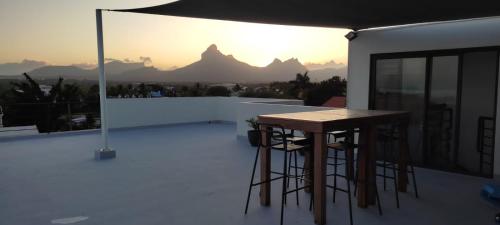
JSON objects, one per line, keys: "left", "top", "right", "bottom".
{"left": 273, "top": 143, "right": 307, "bottom": 152}
{"left": 328, "top": 130, "right": 349, "bottom": 138}
{"left": 327, "top": 142, "right": 346, "bottom": 150}
{"left": 286, "top": 136, "right": 307, "bottom": 142}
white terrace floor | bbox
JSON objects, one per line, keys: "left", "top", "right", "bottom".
{"left": 0, "top": 123, "right": 497, "bottom": 225}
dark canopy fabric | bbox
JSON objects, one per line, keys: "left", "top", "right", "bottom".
{"left": 113, "top": 0, "right": 500, "bottom": 30}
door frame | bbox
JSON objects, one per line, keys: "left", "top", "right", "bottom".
{"left": 368, "top": 46, "right": 500, "bottom": 177}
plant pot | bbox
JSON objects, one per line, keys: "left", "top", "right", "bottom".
{"left": 247, "top": 130, "right": 261, "bottom": 147}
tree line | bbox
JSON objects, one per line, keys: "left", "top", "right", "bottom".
{"left": 0, "top": 72, "right": 346, "bottom": 132}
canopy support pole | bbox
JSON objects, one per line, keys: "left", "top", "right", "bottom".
{"left": 95, "top": 9, "right": 116, "bottom": 160}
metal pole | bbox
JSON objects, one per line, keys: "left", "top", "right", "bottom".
{"left": 96, "top": 9, "right": 110, "bottom": 151}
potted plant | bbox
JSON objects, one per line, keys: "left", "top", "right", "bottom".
{"left": 246, "top": 118, "right": 260, "bottom": 147}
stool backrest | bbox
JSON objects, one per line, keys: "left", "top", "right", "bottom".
{"left": 256, "top": 122, "right": 287, "bottom": 148}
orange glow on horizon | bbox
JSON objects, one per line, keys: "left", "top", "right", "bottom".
{"left": 0, "top": 0, "right": 349, "bottom": 70}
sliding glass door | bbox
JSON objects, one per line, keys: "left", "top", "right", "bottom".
{"left": 371, "top": 48, "right": 499, "bottom": 177}
{"left": 457, "top": 51, "right": 498, "bottom": 175}
{"left": 373, "top": 58, "right": 426, "bottom": 163}
{"left": 426, "top": 56, "right": 459, "bottom": 169}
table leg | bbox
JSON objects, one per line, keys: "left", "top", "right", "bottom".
{"left": 398, "top": 121, "right": 409, "bottom": 192}
{"left": 304, "top": 149, "right": 312, "bottom": 193}
{"left": 259, "top": 125, "right": 271, "bottom": 206}
{"left": 346, "top": 129, "right": 355, "bottom": 180}
{"left": 313, "top": 132, "right": 327, "bottom": 225}
{"left": 357, "top": 125, "right": 377, "bottom": 207}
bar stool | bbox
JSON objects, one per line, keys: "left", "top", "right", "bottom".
{"left": 244, "top": 123, "right": 310, "bottom": 225}
{"left": 343, "top": 130, "right": 383, "bottom": 215}
{"left": 376, "top": 126, "right": 401, "bottom": 208}
{"left": 354, "top": 144, "right": 382, "bottom": 215}
{"left": 284, "top": 130, "right": 307, "bottom": 187}
{"left": 327, "top": 142, "right": 354, "bottom": 225}
{"left": 378, "top": 125, "right": 419, "bottom": 200}
{"left": 354, "top": 124, "right": 419, "bottom": 210}
{"left": 328, "top": 129, "right": 357, "bottom": 179}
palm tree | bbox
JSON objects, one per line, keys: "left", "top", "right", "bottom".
{"left": 59, "top": 83, "right": 82, "bottom": 102}
{"left": 137, "top": 83, "right": 149, "bottom": 97}
{"left": 289, "top": 71, "right": 311, "bottom": 99}
{"left": 7, "top": 73, "right": 64, "bottom": 132}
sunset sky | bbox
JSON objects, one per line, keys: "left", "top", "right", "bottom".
{"left": 0, "top": 0, "right": 350, "bottom": 70}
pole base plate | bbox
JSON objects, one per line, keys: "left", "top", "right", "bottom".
{"left": 95, "top": 149, "right": 116, "bottom": 160}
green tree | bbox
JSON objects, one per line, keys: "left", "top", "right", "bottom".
{"left": 189, "top": 83, "right": 204, "bottom": 96}
{"left": 83, "top": 84, "right": 100, "bottom": 125}
{"left": 205, "top": 86, "right": 231, "bottom": 97}
{"left": 232, "top": 84, "right": 242, "bottom": 92}
{"left": 288, "top": 71, "right": 311, "bottom": 99}
{"left": 59, "top": 83, "right": 82, "bottom": 102}
{"left": 304, "top": 76, "right": 347, "bottom": 106}
{"left": 6, "top": 73, "right": 64, "bottom": 132}
{"left": 137, "top": 83, "right": 149, "bottom": 97}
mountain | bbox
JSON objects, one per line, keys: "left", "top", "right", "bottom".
{"left": 30, "top": 65, "right": 95, "bottom": 80}
{"left": 109, "top": 66, "right": 164, "bottom": 82}
{"left": 304, "top": 60, "right": 345, "bottom": 70}
{"left": 163, "top": 44, "right": 261, "bottom": 82}
{"left": 92, "top": 60, "right": 145, "bottom": 75}
{"left": 262, "top": 58, "right": 308, "bottom": 81}
{"left": 0, "top": 59, "right": 47, "bottom": 75}
{"left": 161, "top": 44, "right": 344, "bottom": 83}
{"left": 2, "top": 44, "right": 347, "bottom": 83}
{"left": 307, "top": 67, "right": 348, "bottom": 82}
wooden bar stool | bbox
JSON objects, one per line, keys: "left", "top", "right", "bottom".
{"left": 244, "top": 123, "right": 311, "bottom": 225}
{"left": 354, "top": 123, "right": 419, "bottom": 210}
{"left": 379, "top": 124, "right": 419, "bottom": 199}
{"left": 327, "top": 142, "right": 354, "bottom": 225}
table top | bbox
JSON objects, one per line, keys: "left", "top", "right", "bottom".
{"left": 258, "top": 109, "right": 409, "bottom": 132}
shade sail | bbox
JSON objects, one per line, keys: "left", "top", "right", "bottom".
{"left": 112, "top": 0, "right": 500, "bottom": 30}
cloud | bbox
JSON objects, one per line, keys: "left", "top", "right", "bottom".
{"left": 103, "top": 57, "right": 152, "bottom": 66}
{"left": 140, "top": 56, "right": 152, "bottom": 66}
{"left": 0, "top": 59, "right": 47, "bottom": 75}
{"left": 104, "top": 58, "right": 119, "bottom": 63}
{"left": 72, "top": 63, "right": 97, "bottom": 70}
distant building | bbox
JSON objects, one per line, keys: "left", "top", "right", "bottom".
{"left": 322, "top": 96, "right": 346, "bottom": 108}
{"left": 39, "top": 85, "right": 52, "bottom": 96}
{"left": 14, "top": 84, "right": 53, "bottom": 96}
{"left": 150, "top": 90, "right": 163, "bottom": 98}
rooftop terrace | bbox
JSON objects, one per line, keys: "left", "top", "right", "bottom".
{"left": 0, "top": 123, "right": 497, "bottom": 225}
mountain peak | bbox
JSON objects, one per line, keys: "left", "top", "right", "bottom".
{"left": 267, "top": 58, "right": 283, "bottom": 67}
{"left": 202, "top": 44, "right": 224, "bottom": 60}
{"left": 284, "top": 58, "right": 300, "bottom": 64}
{"left": 207, "top": 44, "right": 218, "bottom": 51}
{"left": 272, "top": 58, "right": 282, "bottom": 63}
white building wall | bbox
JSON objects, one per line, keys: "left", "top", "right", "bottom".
{"left": 347, "top": 17, "right": 500, "bottom": 175}
{"left": 497, "top": 59, "right": 500, "bottom": 176}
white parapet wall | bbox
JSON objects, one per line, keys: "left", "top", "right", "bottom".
{"left": 107, "top": 97, "right": 331, "bottom": 137}
{"left": 0, "top": 125, "right": 39, "bottom": 138}
{"left": 107, "top": 97, "right": 220, "bottom": 128}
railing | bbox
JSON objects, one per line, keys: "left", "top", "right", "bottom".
{"left": 477, "top": 116, "right": 495, "bottom": 177}
{"left": 0, "top": 101, "right": 100, "bottom": 133}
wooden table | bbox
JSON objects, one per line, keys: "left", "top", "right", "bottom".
{"left": 258, "top": 109, "right": 410, "bottom": 225}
